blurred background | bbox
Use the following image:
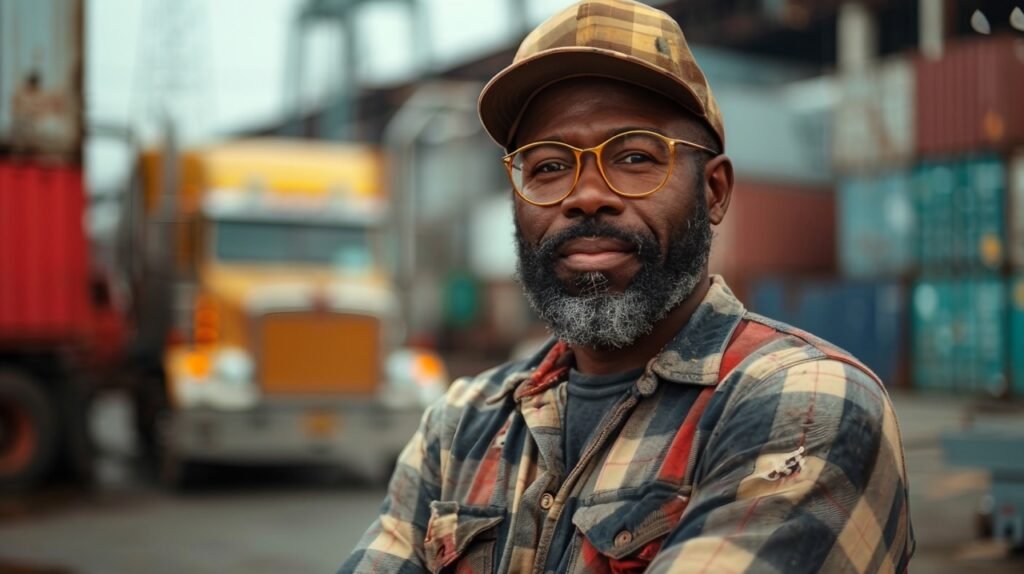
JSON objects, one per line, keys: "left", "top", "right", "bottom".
{"left": 2, "top": 0, "right": 1024, "bottom": 572}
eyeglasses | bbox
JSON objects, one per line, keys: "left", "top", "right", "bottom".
{"left": 503, "top": 129, "right": 719, "bottom": 206}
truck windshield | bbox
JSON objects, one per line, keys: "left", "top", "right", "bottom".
{"left": 213, "top": 220, "right": 372, "bottom": 268}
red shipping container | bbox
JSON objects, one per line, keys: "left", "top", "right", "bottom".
{"left": 0, "top": 162, "right": 90, "bottom": 344}
{"left": 709, "top": 180, "right": 836, "bottom": 302}
{"left": 916, "top": 36, "right": 1024, "bottom": 158}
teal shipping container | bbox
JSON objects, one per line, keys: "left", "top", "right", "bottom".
{"left": 912, "top": 279, "right": 957, "bottom": 391}
{"left": 915, "top": 158, "right": 1007, "bottom": 272}
{"left": 912, "top": 277, "right": 1009, "bottom": 395}
{"left": 914, "top": 163, "right": 956, "bottom": 270}
{"left": 1009, "top": 151, "right": 1024, "bottom": 268}
{"left": 958, "top": 157, "right": 1005, "bottom": 270}
{"left": 1011, "top": 275, "right": 1024, "bottom": 397}
{"left": 839, "top": 173, "right": 915, "bottom": 278}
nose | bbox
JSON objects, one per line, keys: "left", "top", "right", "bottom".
{"left": 559, "top": 151, "right": 626, "bottom": 219}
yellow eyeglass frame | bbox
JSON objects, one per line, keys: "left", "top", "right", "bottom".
{"left": 502, "top": 129, "right": 719, "bottom": 207}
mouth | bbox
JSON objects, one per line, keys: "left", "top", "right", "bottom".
{"left": 557, "top": 236, "right": 637, "bottom": 273}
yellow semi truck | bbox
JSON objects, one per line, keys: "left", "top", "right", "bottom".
{"left": 135, "top": 138, "right": 445, "bottom": 486}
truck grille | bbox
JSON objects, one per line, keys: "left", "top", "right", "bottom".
{"left": 259, "top": 312, "right": 381, "bottom": 395}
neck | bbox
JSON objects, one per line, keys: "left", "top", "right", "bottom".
{"left": 571, "top": 273, "right": 711, "bottom": 375}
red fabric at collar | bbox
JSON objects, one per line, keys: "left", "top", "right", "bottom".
{"left": 515, "top": 341, "right": 572, "bottom": 400}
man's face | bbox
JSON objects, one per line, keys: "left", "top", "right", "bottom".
{"left": 512, "top": 78, "right": 714, "bottom": 349}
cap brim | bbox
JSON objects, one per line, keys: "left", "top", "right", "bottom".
{"left": 478, "top": 47, "right": 708, "bottom": 149}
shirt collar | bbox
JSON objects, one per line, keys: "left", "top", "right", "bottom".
{"left": 648, "top": 275, "right": 746, "bottom": 386}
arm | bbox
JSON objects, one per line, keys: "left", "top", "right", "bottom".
{"left": 648, "top": 359, "right": 913, "bottom": 573}
{"left": 338, "top": 401, "right": 444, "bottom": 574}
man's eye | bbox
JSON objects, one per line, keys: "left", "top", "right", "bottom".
{"left": 618, "top": 152, "right": 654, "bottom": 164}
{"left": 533, "top": 160, "right": 571, "bottom": 174}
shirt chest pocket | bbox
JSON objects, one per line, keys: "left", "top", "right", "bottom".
{"left": 570, "top": 485, "right": 690, "bottom": 573}
{"left": 423, "top": 501, "right": 504, "bottom": 574}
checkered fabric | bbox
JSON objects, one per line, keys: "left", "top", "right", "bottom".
{"left": 478, "top": 0, "right": 725, "bottom": 150}
{"left": 339, "top": 276, "right": 915, "bottom": 573}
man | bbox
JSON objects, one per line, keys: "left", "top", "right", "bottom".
{"left": 341, "top": 0, "right": 914, "bottom": 572}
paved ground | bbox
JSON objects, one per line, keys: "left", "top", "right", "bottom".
{"left": 890, "top": 392, "right": 1024, "bottom": 573}
{"left": 0, "top": 390, "right": 1021, "bottom": 573}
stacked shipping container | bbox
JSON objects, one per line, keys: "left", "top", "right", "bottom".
{"left": 744, "top": 54, "right": 917, "bottom": 387}
{"left": 752, "top": 280, "right": 907, "bottom": 386}
{"left": 752, "top": 36, "right": 1024, "bottom": 393}
{"left": 911, "top": 278, "right": 1008, "bottom": 394}
{"left": 709, "top": 180, "right": 836, "bottom": 304}
{"left": 915, "top": 37, "right": 1024, "bottom": 158}
{"left": 1012, "top": 275, "right": 1024, "bottom": 396}
{"left": 908, "top": 36, "right": 1024, "bottom": 397}
{"left": 0, "top": 164, "right": 90, "bottom": 342}
{"left": 708, "top": 78, "right": 838, "bottom": 306}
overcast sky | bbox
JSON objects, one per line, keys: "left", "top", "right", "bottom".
{"left": 83, "top": 0, "right": 585, "bottom": 191}
{"left": 86, "top": 0, "right": 582, "bottom": 141}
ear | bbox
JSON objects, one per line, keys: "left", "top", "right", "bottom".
{"left": 703, "top": 154, "right": 734, "bottom": 225}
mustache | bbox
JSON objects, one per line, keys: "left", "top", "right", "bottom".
{"left": 534, "top": 220, "right": 654, "bottom": 261}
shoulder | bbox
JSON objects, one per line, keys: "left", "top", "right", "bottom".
{"left": 704, "top": 312, "right": 895, "bottom": 454}
{"left": 724, "top": 312, "right": 886, "bottom": 395}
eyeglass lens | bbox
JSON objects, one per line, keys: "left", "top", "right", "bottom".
{"left": 509, "top": 131, "right": 673, "bottom": 204}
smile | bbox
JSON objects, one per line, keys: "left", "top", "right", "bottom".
{"left": 557, "top": 236, "right": 637, "bottom": 273}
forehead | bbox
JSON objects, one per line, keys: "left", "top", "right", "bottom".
{"left": 514, "top": 78, "right": 696, "bottom": 144}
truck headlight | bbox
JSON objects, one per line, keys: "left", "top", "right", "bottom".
{"left": 213, "top": 347, "right": 254, "bottom": 385}
{"left": 385, "top": 348, "right": 448, "bottom": 408}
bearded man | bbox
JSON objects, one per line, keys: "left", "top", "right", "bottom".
{"left": 341, "top": 1, "right": 914, "bottom": 572}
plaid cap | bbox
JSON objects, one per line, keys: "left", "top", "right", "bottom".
{"left": 478, "top": 0, "right": 725, "bottom": 150}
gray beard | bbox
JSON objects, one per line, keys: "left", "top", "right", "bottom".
{"left": 514, "top": 201, "right": 712, "bottom": 349}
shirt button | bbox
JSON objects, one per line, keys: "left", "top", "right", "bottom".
{"left": 614, "top": 530, "right": 633, "bottom": 548}
{"left": 540, "top": 493, "right": 554, "bottom": 510}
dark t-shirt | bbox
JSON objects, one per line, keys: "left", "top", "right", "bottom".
{"left": 563, "top": 367, "right": 643, "bottom": 473}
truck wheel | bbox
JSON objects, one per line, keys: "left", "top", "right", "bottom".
{"left": 0, "top": 370, "right": 58, "bottom": 491}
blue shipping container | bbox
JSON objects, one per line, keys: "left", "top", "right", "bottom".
{"left": 751, "top": 279, "right": 906, "bottom": 386}
{"left": 838, "top": 172, "right": 915, "bottom": 278}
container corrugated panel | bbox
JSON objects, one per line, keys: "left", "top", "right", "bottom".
{"left": 1010, "top": 151, "right": 1024, "bottom": 268}
{"left": 912, "top": 277, "right": 1009, "bottom": 395}
{"left": 913, "top": 163, "right": 956, "bottom": 270}
{"left": 750, "top": 279, "right": 907, "bottom": 386}
{"left": 709, "top": 180, "right": 836, "bottom": 285}
{"left": 1010, "top": 275, "right": 1024, "bottom": 397}
{"left": 914, "top": 157, "right": 1006, "bottom": 272}
{"left": 958, "top": 156, "right": 1005, "bottom": 270}
{"left": 0, "top": 162, "right": 89, "bottom": 342}
{"left": 0, "top": 0, "right": 83, "bottom": 160}
{"left": 838, "top": 172, "right": 915, "bottom": 278}
{"left": 834, "top": 57, "right": 915, "bottom": 172}
{"left": 916, "top": 36, "right": 1024, "bottom": 158}
{"left": 912, "top": 279, "right": 957, "bottom": 390}
{"left": 953, "top": 277, "right": 1007, "bottom": 395}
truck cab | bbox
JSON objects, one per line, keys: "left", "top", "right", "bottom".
{"left": 150, "top": 139, "right": 445, "bottom": 485}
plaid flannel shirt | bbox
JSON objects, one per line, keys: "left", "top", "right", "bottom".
{"left": 340, "top": 276, "right": 914, "bottom": 573}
